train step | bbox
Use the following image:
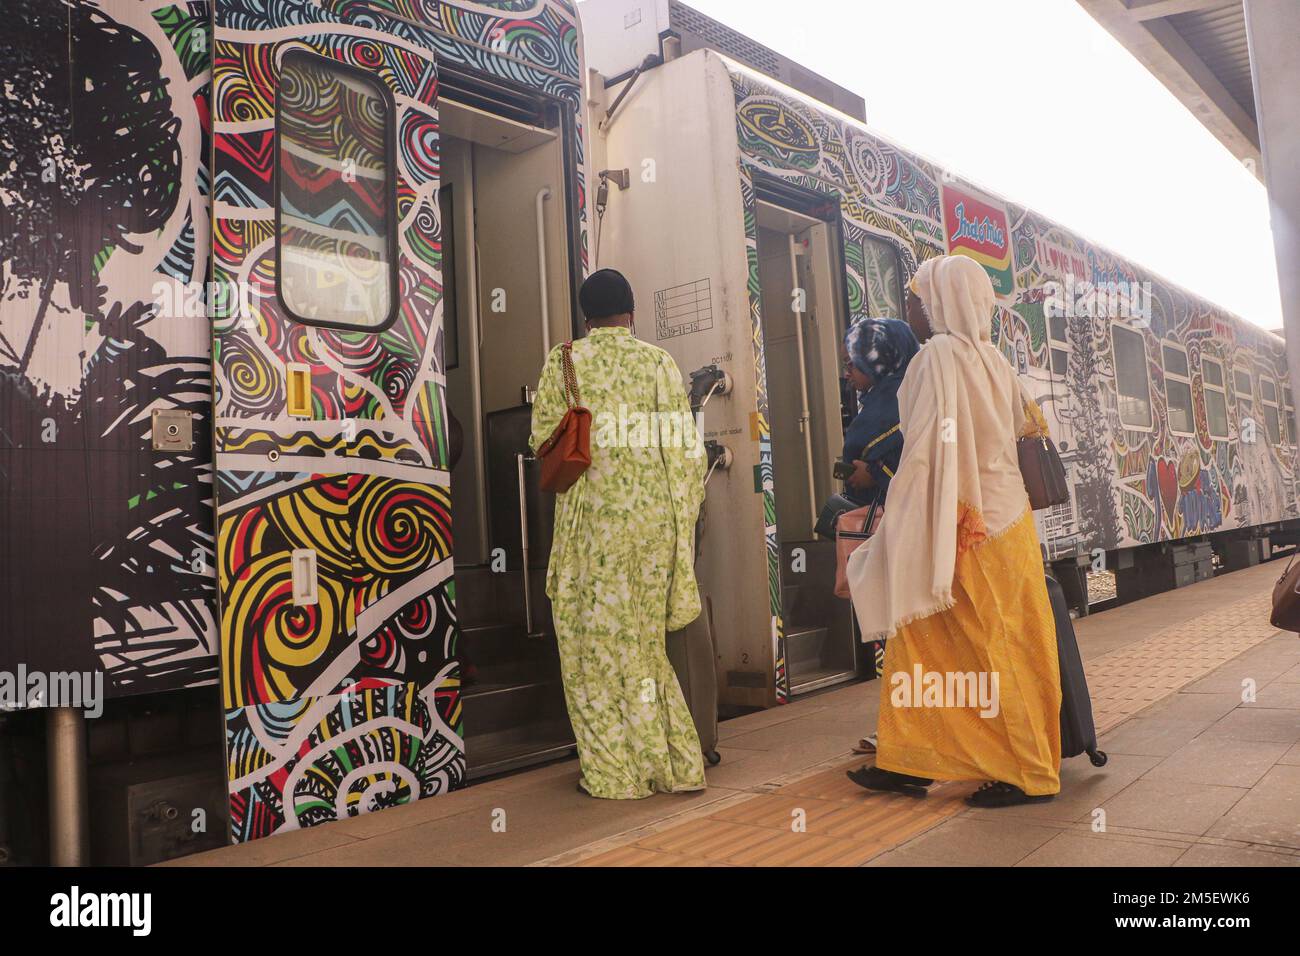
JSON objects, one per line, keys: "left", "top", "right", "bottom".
{"left": 453, "top": 564, "right": 551, "bottom": 630}
{"left": 464, "top": 721, "right": 577, "bottom": 781}
{"left": 786, "top": 625, "right": 857, "bottom": 694}
{"left": 458, "top": 622, "right": 557, "bottom": 670}
{"left": 461, "top": 660, "right": 563, "bottom": 699}
{"left": 462, "top": 678, "right": 574, "bottom": 780}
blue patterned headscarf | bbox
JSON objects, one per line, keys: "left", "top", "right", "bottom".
{"left": 844, "top": 317, "right": 920, "bottom": 388}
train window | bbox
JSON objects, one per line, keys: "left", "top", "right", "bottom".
{"left": 1162, "top": 343, "right": 1194, "bottom": 436}
{"left": 1260, "top": 376, "right": 1282, "bottom": 445}
{"left": 1200, "top": 357, "right": 1230, "bottom": 440}
{"left": 1162, "top": 344, "right": 1189, "bottom": 378}
{"left": 1048, "top": 312, "right": 1068, "bottom": 376}
{"left": 1234, "top": 367, "right": 1253, "bottom": 402}
{"left": 276, "top": 51, "right": 396, "bottom": 331}
{"left": 1203, "top": 360, "right": 1223, "bottom": 389}
{"left": 1265, "top": 404, "right": 1282, "bottom": 445}
{"left": 1286, "top": 389, "right": 1297, "bottom": 447}
{"left": 1112, "top": 324, "right": 1152, "bottom": 430}
{"left": 861, "top": 235, "right": 904, "bottom": 321}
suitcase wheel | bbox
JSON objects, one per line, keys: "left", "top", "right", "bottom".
{"left": 1088, "top": 749, "right": 1108, "bottom": 768}
{"left": 705, "top": 750, "right": 722, "bottom": 766}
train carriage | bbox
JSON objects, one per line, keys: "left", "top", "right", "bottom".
{"left": 1, "top": 0, "right": 1296, "bottom": 861}
{"left": 1, "top": 0, "right": 591, "bottom": 850}
{"left": 583, "top": 8, "right": 1298, "bottom": 707}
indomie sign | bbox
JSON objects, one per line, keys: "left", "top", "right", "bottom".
{"left": 942, "top": 183, "right": 1014, "bottom": 298}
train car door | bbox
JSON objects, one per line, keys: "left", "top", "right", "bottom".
{"left": 754, "top": 197, "right": 859, "bottom": 694}
{"left": 210, "top": 6, "right": 459, "bottom": 841}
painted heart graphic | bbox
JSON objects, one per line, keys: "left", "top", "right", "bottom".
{"left": 1156, "top": 458, "right": 1179, "bottom": 524}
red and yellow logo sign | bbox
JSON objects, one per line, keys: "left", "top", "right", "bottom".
{"left": 941, "top": 184, "right": 1014, "bottom": 298}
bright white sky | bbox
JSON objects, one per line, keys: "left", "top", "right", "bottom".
{"left": 617, "top": 0, "right": 1283, "bottom": 329}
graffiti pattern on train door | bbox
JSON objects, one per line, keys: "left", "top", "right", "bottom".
{"left": 212, "top": 6, "right": 459, "bottom": 841}
{"left": 211, "top": 0, "right": 588, "bottom": 841}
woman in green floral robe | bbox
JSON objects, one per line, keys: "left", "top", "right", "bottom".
{"left": 530, "top": 273, "right": 707, "bottom": 799}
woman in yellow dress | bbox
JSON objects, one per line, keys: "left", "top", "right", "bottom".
{"left": 845, "top": 254, "right": 1062, "bottom": 808}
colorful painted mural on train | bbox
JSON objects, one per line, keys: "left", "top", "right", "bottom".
{"left": 211, "top": 0, "right": 585, "bottom": 840}
{"left": 725, "top": 63, "right": 1296, "bottom": 570}
{"left": 1, "top": 0, "right": 217, "bottom": 693}
{"left": 1, "top": 0, "right": 589, "bottom": 842}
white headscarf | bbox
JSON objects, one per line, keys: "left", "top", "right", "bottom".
{"left": 846, "top": 254, "right": 1031, "bottom": 640}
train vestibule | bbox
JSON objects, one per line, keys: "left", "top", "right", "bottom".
{"left": 753, "top": 201, "right": 862, "bottom": 694}
{"left": 437, "top": 98, "right": 581, "bottom": 779}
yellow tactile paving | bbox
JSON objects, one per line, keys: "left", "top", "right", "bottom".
{"left": 1086, "top": 591, "right": 1276, "bottom": 733}
{"left": 573, "top": 769, "right": 978, "bottom": 867}
{"left": 570, "top": 587, "right": 1282, "bottom": 866}
{"left": 575, "top": 845, "right": 728, "bottom": 867}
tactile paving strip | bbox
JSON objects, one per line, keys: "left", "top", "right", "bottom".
{"left": 567, "top": 590, "right": 1281, "bottom": 866}
{"left": 1086, "top": 592, "right": 1276, "bottom": 733}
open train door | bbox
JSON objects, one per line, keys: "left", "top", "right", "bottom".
{"left": 210, "top": 4, "right": 460, "bottom": 841}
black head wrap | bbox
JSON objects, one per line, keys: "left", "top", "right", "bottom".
{"left": 579, "top": 269, "right": 635, "bottom": 321}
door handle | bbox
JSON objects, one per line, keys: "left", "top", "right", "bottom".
{"left": 291, "top": 549, "right": 318, "bottom": 606}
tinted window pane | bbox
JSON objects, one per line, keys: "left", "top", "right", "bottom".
{"left": 1113, "top": 325, "right": 1151, "bottom": 428}
{"left": 1206, "top": 390, "right": 1229, "bottom": 439}
{"left": 1163, "top": 345, "right": 1188, "bottom": 378}
{"left": 1167, "top": 379, "right": 1194, "bottom": 434}
{"left": 862, "top": 236, "right": 903, "bottom": 321}
{"left": 1261, "top": 378, "right": 1277, "bottom": 403}
{"left": 1050, "top": 348, "right": 1068, "bottom": 376}
{"left": 1202, "top": 359, "right": 1223, "bottom": 388}
{"left": 278, "top": 54, "right": 392, "bottom": 329}
{"left": 1235, "top": 369, "right": 1252, "bottom": 397}
{"left": 1265, "top": 405, "right": 1282, "bottom": 445}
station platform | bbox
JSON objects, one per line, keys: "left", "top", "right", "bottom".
{"left": 169, "top": 560, "right": 1300, "bottom": 867}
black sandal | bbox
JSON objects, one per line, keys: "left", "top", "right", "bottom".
{"left": 965, "top": 781, "right": 1055, "bottom": 808}
{"left": 846, "top": 766, "right": 933, "bottom": 797}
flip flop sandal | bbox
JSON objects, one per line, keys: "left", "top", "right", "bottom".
{"left": 851, "top": 736, "right": 877, "bottom": 755}
{"left": 845, "top": 766, "right": 931, "bottom": 798}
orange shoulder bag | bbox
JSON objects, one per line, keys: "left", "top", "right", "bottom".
{"left": 536, "top": 343, "right": 592, "bottom": 493}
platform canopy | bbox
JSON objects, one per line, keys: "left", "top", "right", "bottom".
{"left": 1077, "top": 1, "right": 1259, "bottom": 173}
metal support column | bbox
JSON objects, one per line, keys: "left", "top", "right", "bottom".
{"left": 1245, "top": 1, "right": 1300, "bottom": 393}
{"left": 46, "top": 707, "right": 88, "bottom": 866}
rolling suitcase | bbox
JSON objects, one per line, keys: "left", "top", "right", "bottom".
{"left": 1045, "top": 574, "right": 1108, "bottom": 768}
{"left": 666, "top": 597, "right": 722, "bottom": 766}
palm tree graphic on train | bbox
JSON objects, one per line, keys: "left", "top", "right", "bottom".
{"left": 1, "top": 0, "right": 213, "bottom": 690}
{"left": 2, "top": 0, "right": 181, "bottom": 380}
{"left": 1062, "top": 307, "right": 1123, "bottom": 551}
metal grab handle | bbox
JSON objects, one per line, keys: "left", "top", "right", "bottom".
{"left": 517, "top": 453, "right": 543, "bottom": 638}
{"left": 535, "top": 187, "right": 551, "bottom": 363}
{"left": 789, "top": 233, "right": 818, "bottom": 531}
